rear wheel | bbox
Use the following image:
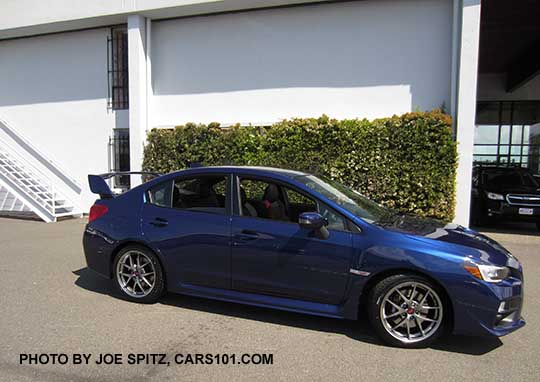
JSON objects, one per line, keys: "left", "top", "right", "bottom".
{"left": 368, "top": 274, "right": 447, "bottom": 348}
{"left": 113, "top": 245, "right": 165, "bottom": 303}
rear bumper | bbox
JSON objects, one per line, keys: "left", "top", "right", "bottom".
{"left": 452, "top": 276, "right": 525, "bottom": 337}
{"left": 82, "top": 225, "right": 116, "bottom": 278}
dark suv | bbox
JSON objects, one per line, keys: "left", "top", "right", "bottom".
{"left": 471, "top": 166, "right": 540, "bottom": 230}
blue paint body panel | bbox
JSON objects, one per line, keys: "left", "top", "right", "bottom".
{"left": 82, "top": 166, "right": 525, "bottom": 338}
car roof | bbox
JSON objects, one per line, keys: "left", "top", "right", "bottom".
{"left": 167, "top": 166, "right": 309, "bottom": 178}
{"left": 137, "top": 166, "right": 314, "bottom": 192}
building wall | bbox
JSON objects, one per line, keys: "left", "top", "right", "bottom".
{"left": 0, "top": 0, "right": 459, "bottom": 215}
{"left": 0, "top": 0, "right": 331, "bottom": 39}
{"left": 151, "top": 0, "right": 453, "bottom": 126}
{"left": 0, "top": 28, "right": 122, "bottom": 210}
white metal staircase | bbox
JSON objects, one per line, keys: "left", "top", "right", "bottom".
{"left": 0, "top": 119, "right": 82, "bottom": 222}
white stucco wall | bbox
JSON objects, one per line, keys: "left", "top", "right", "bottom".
{"left": 151, "top": 0, "right": 453, "bottom": 126}
{"left": 0, "top": 28, "right": 121, "bottom": 211}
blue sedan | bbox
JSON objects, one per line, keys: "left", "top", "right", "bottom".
{"left": 83, "top": 166, "right": 525, "bottom": 348}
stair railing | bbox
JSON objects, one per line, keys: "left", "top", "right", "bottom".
{"left": 0, "top": 135, "right": 56, "bottom": 215}
{"left": 0, "top": 117, "right": 81, "bottom": 194}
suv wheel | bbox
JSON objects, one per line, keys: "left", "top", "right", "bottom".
{"left": 368, "top": 274, "right": 447, "bottom": 348}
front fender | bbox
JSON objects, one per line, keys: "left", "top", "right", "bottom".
{"left": 340, "top": 239, "right": 463, "bottom": 320}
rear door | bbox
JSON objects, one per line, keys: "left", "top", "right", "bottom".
{"left": 141, "top": 173, "right": 232, "bottom": 290}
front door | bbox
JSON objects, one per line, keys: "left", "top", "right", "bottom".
{"left": 141, "top": 174, "right": 232, "bottom": 290}
{"left": 231, "top": 176, "right": 353, "bottom": 304}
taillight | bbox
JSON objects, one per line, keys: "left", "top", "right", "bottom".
{"left": 89, "top": 204, "right": 108, "bottom": 222}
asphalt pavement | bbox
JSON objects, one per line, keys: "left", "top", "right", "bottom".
{"left": 0, "top": 217, "right": 539, "bottom": 381}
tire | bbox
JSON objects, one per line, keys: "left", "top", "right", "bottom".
{"left": 113, "top": 245, "right": 165, "bottom": 303}
{"left": 536, "top": 222, "right": 540, "bottom": 232}
{"left": 368, "top": 274, "right": 447, "bottom": 348}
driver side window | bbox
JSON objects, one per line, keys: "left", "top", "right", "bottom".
{"left": 284, "top": 187, "right": 317, "bottom": 222}
{"left": 318, "top": 203, "right": 347, "bottom": 231}
{"left": 239, "top": 178, "right": 291, "bottom": 221}
{"left": 285, "top": 186, "right": 348, "bottom": 231}
{"left": 238, "top": 177, "right": 351, "bottom": 231}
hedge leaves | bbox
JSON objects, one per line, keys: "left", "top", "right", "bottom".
{"left": 143, "top": 110, "right": 457, "bottom": 220}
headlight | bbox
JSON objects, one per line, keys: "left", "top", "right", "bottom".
{"left": 464, "top": 263, "right": 510, "bottom": 283}
{"left": 486, "top": 192, "right": 504, "bottom": 201}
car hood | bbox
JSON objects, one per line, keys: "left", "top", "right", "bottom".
{"left": 375, "top": 214, "right": 515, "bottom": 267}
{"left": 486, "top": 184, "right": 540, "bottom": 195}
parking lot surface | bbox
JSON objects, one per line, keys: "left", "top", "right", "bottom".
{"left": 0, "top": 217, "right": 539, "bottom": 381}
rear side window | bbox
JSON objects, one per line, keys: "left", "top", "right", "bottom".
{"left": 147, "top": 180, "right": 173, "bottom": 208}
{"left": 172, "top": 175, "right": 227, "bottom": 214}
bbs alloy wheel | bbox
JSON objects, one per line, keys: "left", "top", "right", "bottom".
{"left": 113, "top": 245, "right": 165, "bottom": 303}
{"left": 369, "top": 274, "right": 447, "bottom": 348}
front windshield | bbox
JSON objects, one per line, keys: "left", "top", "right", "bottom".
{"left": 295, "top": 175, "right": 391, "bottom": 223}
{"left": 483, "top": 169, "right": 539, "bottom": 188}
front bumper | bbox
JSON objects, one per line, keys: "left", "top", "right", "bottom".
{"left": 485, "top": 200, "right": 540, "bottom": 222}
{"left": 451, "top": 274, "right": 525, "bottom": 337}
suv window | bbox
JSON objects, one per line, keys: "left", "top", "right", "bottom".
{"left": 172, "top": 175, "right": 227, "bottom": 214}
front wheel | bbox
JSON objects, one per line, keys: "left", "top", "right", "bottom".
{"left": 113, "top": 245, "right": 165, "bottom": 303}
{"left": 368, "top": 274, "right": 447, "bottom": 348}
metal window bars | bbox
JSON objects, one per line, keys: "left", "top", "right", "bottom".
{"left": 108, "top": 130, "right": 131, "bottom": 190}
{"left": 107, "top": 27, "right": 129, "bottom": 110}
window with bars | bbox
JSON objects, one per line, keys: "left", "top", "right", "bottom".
{"left": 107, "top": 27, "right": 129, "bottom": 110}
{"left": 108, "top": 129, "right": 130, "bottom": 189}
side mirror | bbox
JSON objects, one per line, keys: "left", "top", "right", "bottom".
{"left": 299, "top": 212, "right": 325, "bottom": 229}
{"left": 299, "top": 212, "right": 329, "bottom": 239}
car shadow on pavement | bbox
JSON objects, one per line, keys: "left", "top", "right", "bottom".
{"left": 73, "top": 267, "right": 502, "bottom": 356}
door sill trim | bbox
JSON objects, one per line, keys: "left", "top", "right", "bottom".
{"left": 173, "top": 283, "right": 344, "bottom": 319}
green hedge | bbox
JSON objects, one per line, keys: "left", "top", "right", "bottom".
{"left": 143, "top": 111, "right": 457, "bottom": 220}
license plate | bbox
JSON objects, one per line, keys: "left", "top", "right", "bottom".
{"left": 519, "top": 208, "right": 534, "bottom": 215}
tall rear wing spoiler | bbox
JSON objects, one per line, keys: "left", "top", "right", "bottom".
{"left": 88, "top": 171, "right": 161, "bottom": 199}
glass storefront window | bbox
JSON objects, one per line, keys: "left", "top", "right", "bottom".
{"left": 474, "top": 101, "right": 540, "bottom": 174}
{"left": 512, "top": 127, "right": 523, "bottom": 144}
{"left": 500, "top": 125, "right": 510, "bottom": 144}
{"left": 474, "top": 125, "right": 499, "bottom": 144}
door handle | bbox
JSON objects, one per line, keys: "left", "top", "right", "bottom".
{"left": 149, "top": 217, "right": 168, "bottom": 227}
{"left": 233, "top": 229, "right": 260, "bottom": 243}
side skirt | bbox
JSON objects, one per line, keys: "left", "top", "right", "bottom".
{"left": 174, "top": 283, "right": 345, "bottom": 319}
